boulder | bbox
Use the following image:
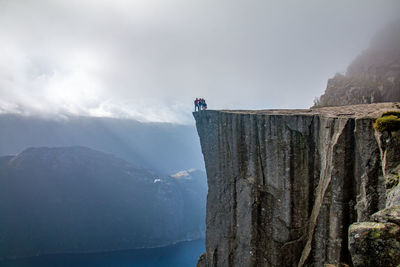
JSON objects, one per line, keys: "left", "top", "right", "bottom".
{"left": 348, "top": 222, "right": 400, "bottom": 267}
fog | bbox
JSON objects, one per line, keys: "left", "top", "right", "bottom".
{"left": 1, "top": 0, "right": 399, "bottom": 123}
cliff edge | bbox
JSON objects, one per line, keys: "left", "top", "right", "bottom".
{"left": 194, "top": 102, "right": 400, "bottom": 267}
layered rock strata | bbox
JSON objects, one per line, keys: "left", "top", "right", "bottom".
{"left": 194, "top": 103, "right": 400, "bottom": 267}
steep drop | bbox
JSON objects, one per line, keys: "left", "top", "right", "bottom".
{"left": 194, "top": 103, "right": 400, "bottom": 267}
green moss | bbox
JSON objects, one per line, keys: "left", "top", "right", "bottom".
{"left": 381, "top": 111, "right": 400, "bottom": 117}
{"left": 374, "top": 111, "right": 400, "bottom": 132}
{"left": 387, "top": 174, "right": 399, "bottom": 190}
{"left": 370, "top": 229, "right": 382, "bottom": 239}
{"left": 388, "top": 248, "right": 396, "bottom": 257}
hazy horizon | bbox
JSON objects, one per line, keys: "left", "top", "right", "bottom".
{"left": 1, "top": 0, "right": 400, "bottom": 124}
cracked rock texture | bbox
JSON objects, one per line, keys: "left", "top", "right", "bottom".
{"left": 194, "top": 103, "right": 400, "bottom": 267}
{"left": 348, "top": 126, "right": 400, "bottom": 267}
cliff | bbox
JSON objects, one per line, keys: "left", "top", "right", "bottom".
{"left": 194, "top": 102, "right": 400, "bottom": 267}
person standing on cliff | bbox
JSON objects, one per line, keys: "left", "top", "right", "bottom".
{"left": 194, "top": 98, "right": 199, "bottom": 112}
{"left": 201, "top": 99, "right": 207, "bottom": 110}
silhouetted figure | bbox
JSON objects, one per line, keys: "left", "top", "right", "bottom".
{"left": 194, "top": 98, "right": 207, "bottom": 111}
{"left": 201, "top": 99, "right": 207, "bottom": 110}
{"left": 194, "top": 98, "right": 200, "bottom": 111}
{"left": 199, "top": 98, "right": 207, "bottom": 110}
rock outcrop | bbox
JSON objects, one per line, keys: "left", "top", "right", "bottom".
{"left": 349, "top": 208, "right": 400, "bottom": 267}
{"left": 347, "top": 121, "right": 400, "bottom": 267}
{"left": 315, "top": 21, "right": 400, "bottom": 107}
{"left": 194, "top": 103, "right": 400, "bottom": 267}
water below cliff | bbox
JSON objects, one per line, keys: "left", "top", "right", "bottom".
{"left": 0, "top": 239, "right": 205, "bottom": 267}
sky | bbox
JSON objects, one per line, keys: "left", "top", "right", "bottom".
{"left": 1, "top": 0, "right": 400, "bottom": 124}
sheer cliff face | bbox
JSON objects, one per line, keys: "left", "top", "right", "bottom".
{"left": 194, "top": 103, "right": 399, "bottom": 267}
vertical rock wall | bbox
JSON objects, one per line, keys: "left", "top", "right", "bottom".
{"left": 194, "top": 106, "right": 393, "bottom": 267}
{"left": 348, "top": 128, "right": 400, "bottom": 267}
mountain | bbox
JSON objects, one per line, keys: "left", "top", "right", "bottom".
{"left": 315, "top": 20, "right": 400, "bottom": 107}
{"left": 0, "top": 146, "right": 207, "bottom": 259}
{"left": 0, "top": 114, "right": 204, "bottom": 174}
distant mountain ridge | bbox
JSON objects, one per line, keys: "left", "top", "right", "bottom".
{"left": 0, "top": 114, "right": 204, "bottom": 174}
{"left": 0, "top": 146, "right": 207, "bottom": 259}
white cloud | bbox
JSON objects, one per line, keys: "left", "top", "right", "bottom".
{"left": 0, "top": 0, "right": 399, "bottom": 123}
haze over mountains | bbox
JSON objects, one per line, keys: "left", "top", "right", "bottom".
{"left": 0, "top": 114, "right": 207, "bottom": 260}
{"left": 315, "top": 20, "right": 400, "bottom": 106}
{"left": 0, "top": 114, "right": 204, "bottom": 174}
{"left": 0, "top": 146, "right": 207, "bottom": 259}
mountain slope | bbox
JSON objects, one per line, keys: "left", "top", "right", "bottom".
{"left": 315, "top": 21, "right": 400, "bottom": 107}
{"left": 0, "top": 146, "right": 206, "bottom": 259}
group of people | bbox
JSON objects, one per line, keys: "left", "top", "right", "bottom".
{"left": 194, "top": 98, "right": 207, "bottom": 111}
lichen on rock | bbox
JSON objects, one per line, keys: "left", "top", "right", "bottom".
{"left": 348, "top": 221, "right": 400, "bottom": 267}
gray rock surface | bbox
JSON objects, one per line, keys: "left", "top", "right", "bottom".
{"left": 371, "top": 205, "right": 400, "bottom": 226}
{"left": 193, "top": 103, "right": 400, "bottom": 267}
{"left": 381, "top": 132, "right": 400, "bottom": 207}
{"left": 348, "top": 221, "right": 400, "bottom": 267}
{"left": 347, "top": 128, "right": 400, "bottom": 266}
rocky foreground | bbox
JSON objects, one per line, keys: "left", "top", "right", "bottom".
{"left": 194, "top": 103, "right": 400, "bottom": 267}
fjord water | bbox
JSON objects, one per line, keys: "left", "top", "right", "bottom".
{"left": 0, "top": 239, "right": 205, "bottom": 267}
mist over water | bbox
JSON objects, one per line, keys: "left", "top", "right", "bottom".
{"left": 0, "top": 239, "right": 205, "bottom": 267}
